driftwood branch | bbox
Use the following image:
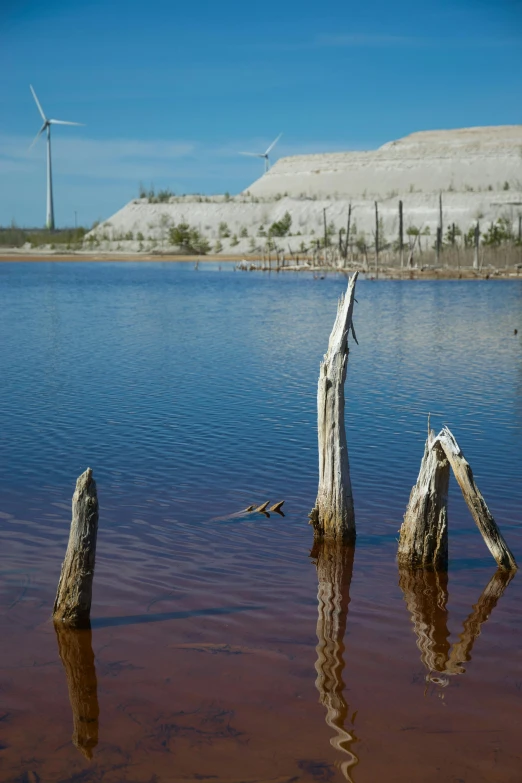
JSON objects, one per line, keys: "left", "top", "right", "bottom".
{"left": 55, "top": 624, "right": 99, "bottom": 758}
{"left": 53, "top": 468, "right": 99, "bottom": 627}
{"left": 313, "top": 540, "right": 358, "bottom": 781}
{"left": 435, "top": 427, "right": 517, "bottom": 571}
{"left": 398, "top": 429, "right": 450, "bottom": 570}
{"left": 310, "top": 272, "right": 358, "bottom": 542}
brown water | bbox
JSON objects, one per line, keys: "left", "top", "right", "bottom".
{"left": 0, "top": 264, "right": 521, "bottom": 782}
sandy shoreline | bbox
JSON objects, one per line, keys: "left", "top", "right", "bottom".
{"left": 1, "top": 251, "right": 521, "bottom": 280}
{"left": 0, "top": 252, "right": 236, "bottom": 263}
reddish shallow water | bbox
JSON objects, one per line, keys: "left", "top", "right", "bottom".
{"left": 0, "top": 265, "right": 521, "bottom": 782}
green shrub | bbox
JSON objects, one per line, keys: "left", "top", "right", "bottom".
{"left": 169, "top": 222, "right": 210, "bottom": 254}
{"left": 269, "top": 211, "right": 292, "bottom": 237}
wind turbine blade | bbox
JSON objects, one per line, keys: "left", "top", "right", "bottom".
{"left": 49, "top": 120, "right": 84, "bottom": 126}
{"left": 265, "top": 132, "right": 282, "bottom": 156}
{"left": 239, "top": 151, "right": 264, "bottom": 158}
{"left": 30, "top": 85, "right": 46, "bottom": 121}
{"left": 28, "top": 123, "right": 46, "bottom": 151}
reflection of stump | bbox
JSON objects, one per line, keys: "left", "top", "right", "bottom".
{"left": 447, "top": 569, "right": 515, "bottom": 674}
{"left": 398, "top": 567, "right": 450, "bottom": 675}
{"left": 55, "top": 623, "right": 99, "bottom": 759}
{"left": 313, "top": 540, "right": 358, "bottom": 781}
{"left": 399, "top": 566, "right": 515, "bottom": 682}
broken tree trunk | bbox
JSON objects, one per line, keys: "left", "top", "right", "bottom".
{"left": 398, "top": 429, "right": 450, "bottom": 570}
{"left": 53, "top": 468, "right": 99, "bottom": 627}
{"left": 309, "top": 272, "right": 358, "bottom": 542}
{"left": 435, "top": 427, "right": 517, "bottom": 571}
{"left": 473, "top": 221, "right": 480, "bottom": 270}
{"left": 398, "top": 200, "right": 404, "bottom": 269}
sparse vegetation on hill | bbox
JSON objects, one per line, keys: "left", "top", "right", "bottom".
{"left": 169, "top": 222, "right": 210, "bottom": 254}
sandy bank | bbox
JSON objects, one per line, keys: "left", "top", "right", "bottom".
{"left": 1, "top": 250, "right": 520, "bottom": 281}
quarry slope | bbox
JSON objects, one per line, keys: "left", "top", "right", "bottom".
{"left": 87, "top": 125, "right": 522, "bottom": 255}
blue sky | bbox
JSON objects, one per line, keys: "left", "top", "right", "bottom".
{"left": 1, "top": 0, "right": 521, "bottom": 227}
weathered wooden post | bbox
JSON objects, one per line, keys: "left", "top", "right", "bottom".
{"left": 345, "top": 203, "right": 352, "bottom": 268}
{"left": 323, "top": 207, "right": 328, "bottom": 266}
{"left": 53, "top": 468, "right": 99, "bottom": 627}
{"left": 313, "top": 540, "right": 358, "bottom": 781}
{"left": 436, "top": 192, "right": 443, "bottom": 266}
{"left": 374, "top": 201, "right": 379, "bottom": 274}
{"left": 309, "top": 272, "right": 358, "bottom": 542}
{"left": 435, "top": 427, "right": 517, "bottom": 571}
{"left": 398, "top": 428, "right": 450, "bottom": 570}
{"left": 55, "top": 624, "right": 99, "bottom": 758}
{"left": 398, "top": 200, "right": 404, "bottom": 270}
{"left": 473, "top": 221, "right": 480, "bottom": 270}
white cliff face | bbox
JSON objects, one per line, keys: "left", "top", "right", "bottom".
{"left": 85, "top": 126, "right": 522, "bottom": 254}
{"left": 245, "top": 126, "right": 522, "bottom": 199}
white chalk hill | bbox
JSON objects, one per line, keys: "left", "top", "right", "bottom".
{"left": 87, "top": 126, "right": 522, "bottom": 255}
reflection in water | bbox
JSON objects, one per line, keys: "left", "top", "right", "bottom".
{"left": 313, "top": 541, "right": 358, "bottom": 781}
{"left": 54, "top": 623, "right": 99, "bottom": 759}
{"left": 399, "top": 567, "right": 515, "bottom": 687}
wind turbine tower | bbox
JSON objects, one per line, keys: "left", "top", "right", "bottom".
{"left": 240, "top": 133, "right": 282, "bottom": 173}
{"left": 29, "top": 85, "right": 83, "bottom": 230}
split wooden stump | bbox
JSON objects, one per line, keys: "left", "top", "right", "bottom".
{"left": 398, "top": 429, "right": 450, "bottom": 570}
{"left": 53, "top": 468, "right": 99, "bottom": 627}
{"left": 310, "top": 271, "right": 358, "bottom": 543}
{"left": 399, "top": 425, "right": 517, "bottom": 572}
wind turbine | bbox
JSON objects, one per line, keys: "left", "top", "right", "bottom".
{"left": 29, "top": 85, "right": 84, "bottom": 230}
{"left": 240, "top": 133, "right": 282, "bottom": 173}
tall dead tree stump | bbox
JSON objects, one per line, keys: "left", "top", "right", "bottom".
{"left": 310, "top": 272, "right": 358, "bottom": 542}
{"left": 54, "top": 468, "right": 99, "bottom": 627}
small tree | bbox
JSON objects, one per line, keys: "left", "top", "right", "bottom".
{"left": 218, "top": 221, "right": 231, "bottom": 238}
{"left": 482, "top": 217, "right": 513, "bottom": 247}
{"left": 268, "top": 211, "right": 292, "bottom": 237}
{"left": 169, "top": 222, "right": 210, "bottom": 254}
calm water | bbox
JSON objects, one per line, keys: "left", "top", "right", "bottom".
{"left": 0, "top": 262, "right": 521, "bottom": 783}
